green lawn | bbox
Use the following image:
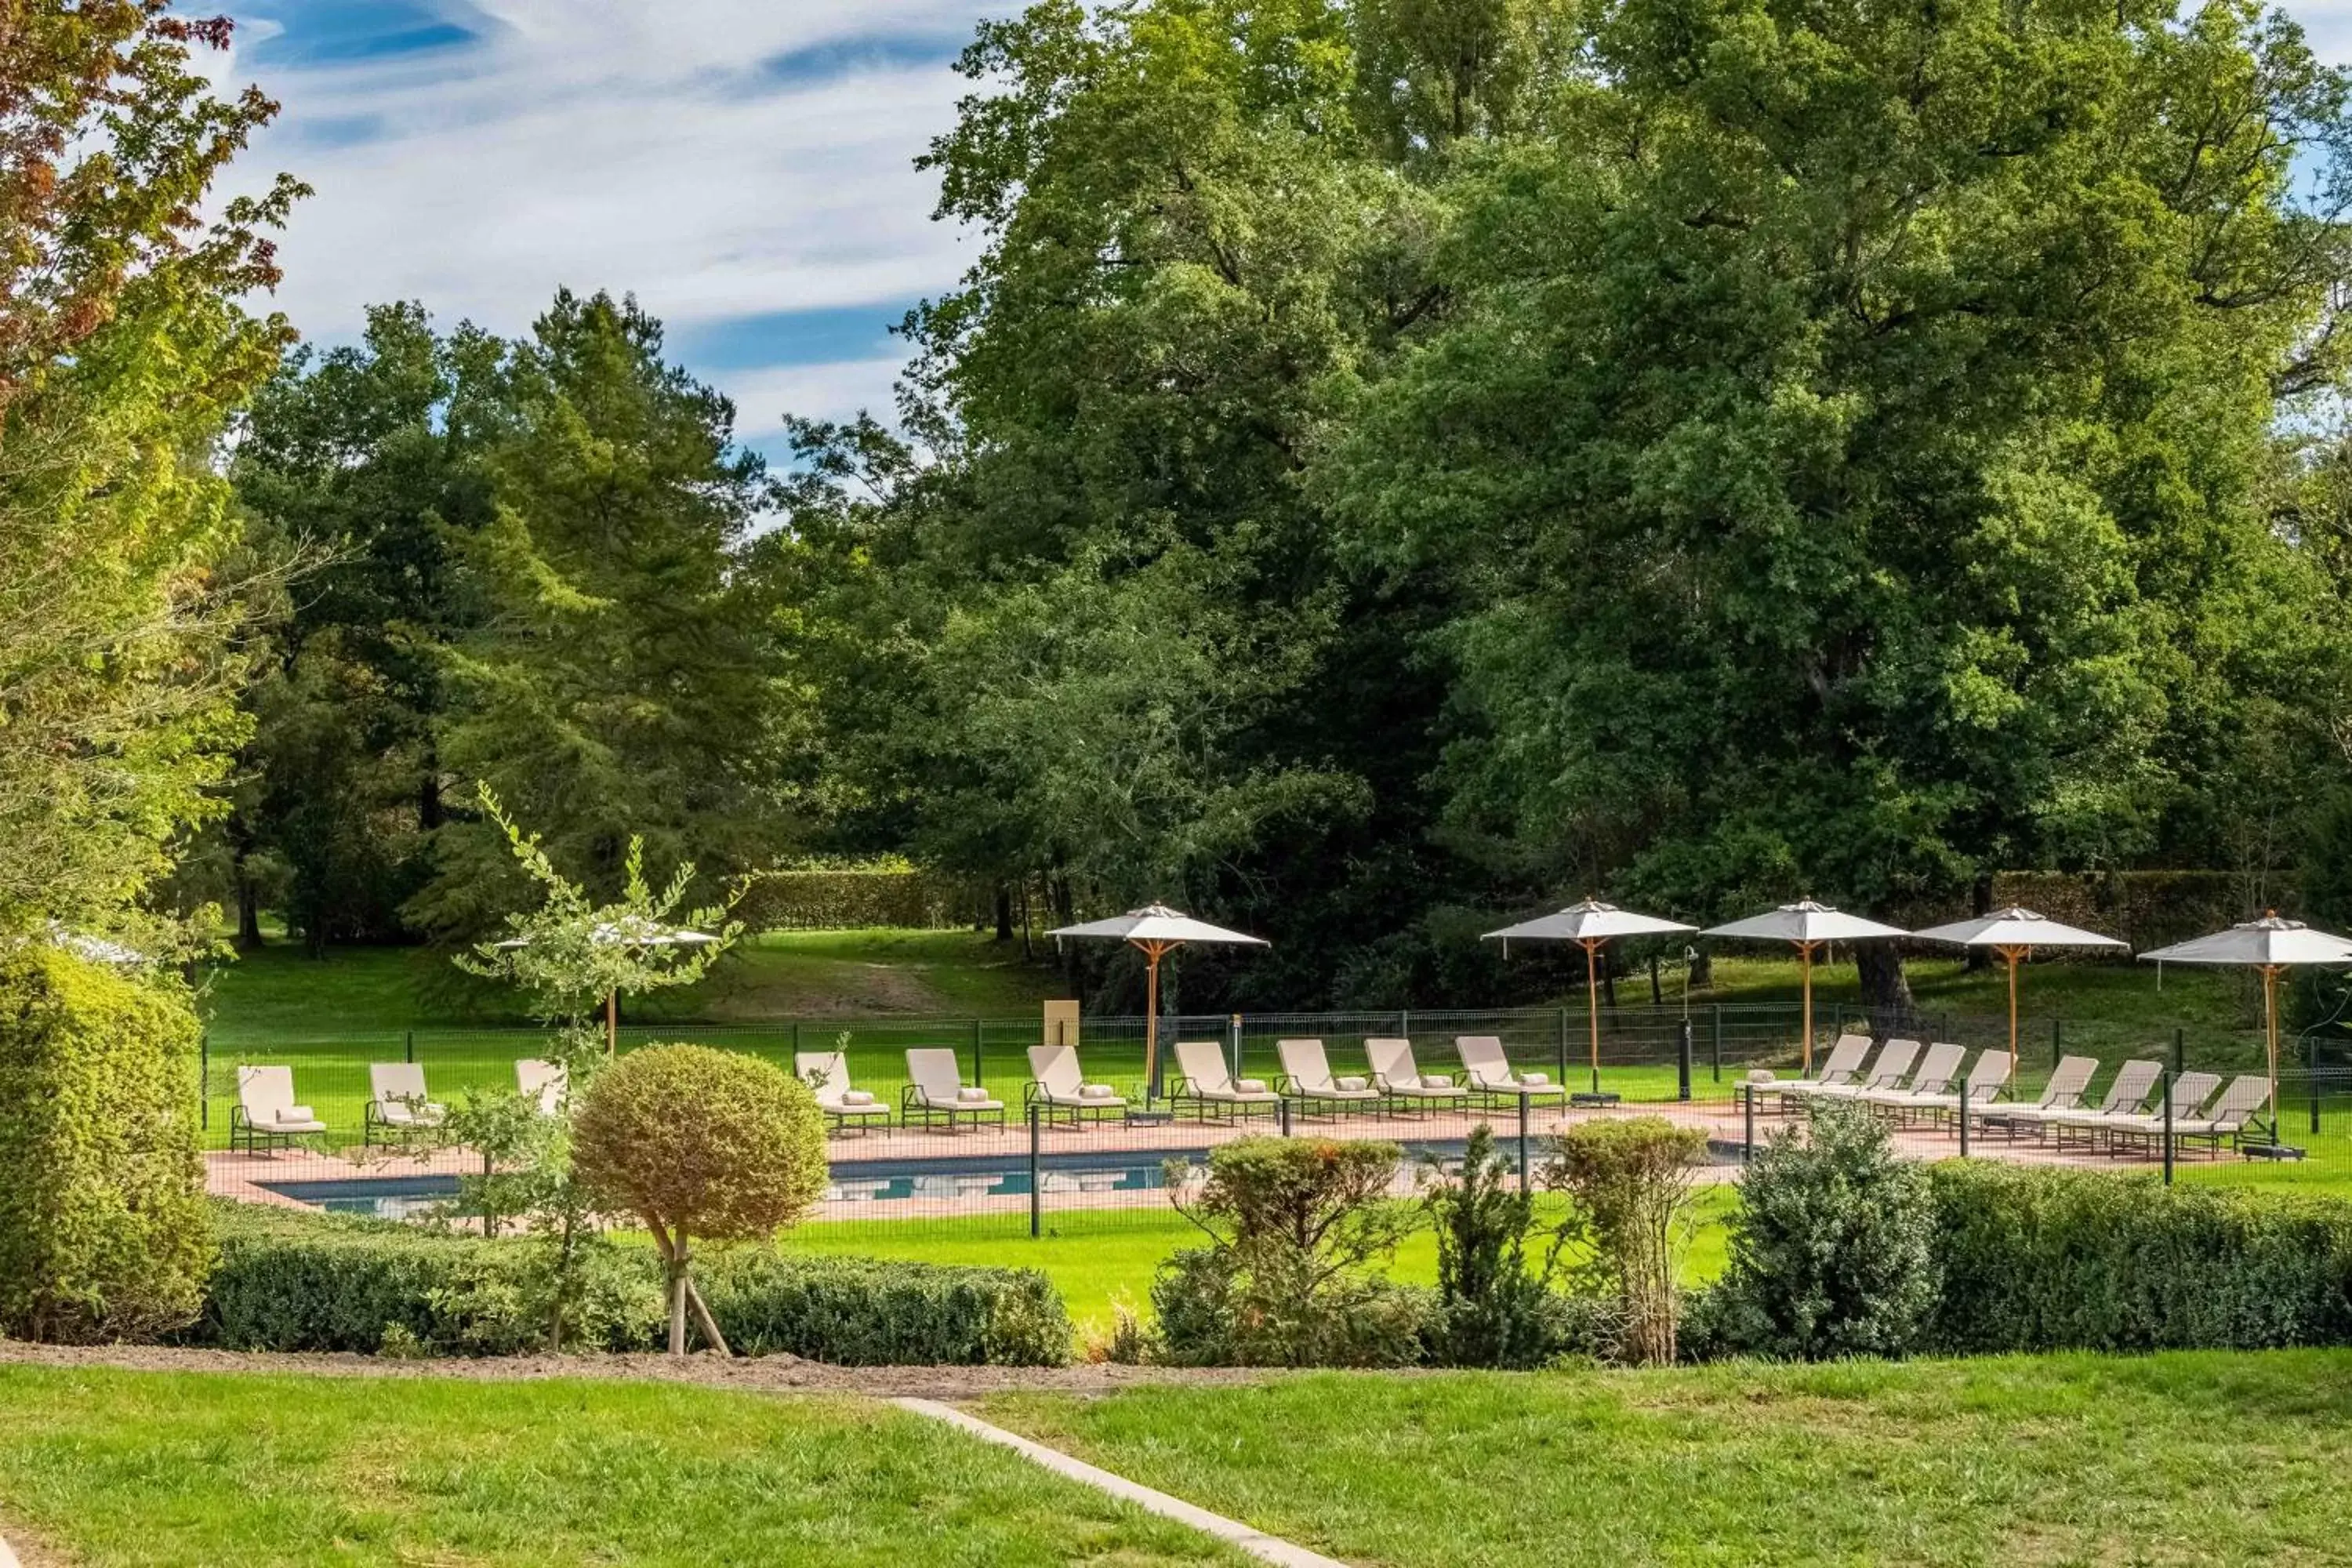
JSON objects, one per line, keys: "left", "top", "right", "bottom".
{"left": 982, "top": 1349, "right": 2352, "bottom": 1566}
{"left": 0, "top": 1367, "right": 1240, "bottom": 1567}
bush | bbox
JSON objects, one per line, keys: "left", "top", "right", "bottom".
{"left": 1925, "top": 1163, "right": 2352, "bottom": 1353}
{"left": 573, "top": 1044, "right": 829, "bottom": 1354}
{"left": 192, "top": 1202, "right": 1071, "bottom": 1364}
{"left": 732, "top": 862, "right": 980, "bottom": 931}
{"left": 1548, "top": 1116, "right": 1710, "bottom": 1364}
{"left": 0, "top": 948, "right": 213, "bottom": 1342}
{"left": 1706, "top": 1102, "right": 1939, "bottom": 1359}
{"left": 1152, "top": 1137, "right": 1428, "bottom": 1367}
{"left": 1424, "top": 1125, "right": 1568, "bottom": 1368}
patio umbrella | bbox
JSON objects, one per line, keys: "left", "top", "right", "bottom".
{"left": 1910, "top": 906, "right": 2125, "bottom": 1079}
{"left": 1483, "top": 898, "right": 1695, "bottom": 1094}
{"left": 1701, "top": 900, "right": 1911, "bottom": 1076}
{"left": 2138, "top": 913, "right": 2352, "bottom": 1131}
{"left": 495, "top": 917, "right": 720, "bottom": 1053}
{"left": 45, "top": 922, "right": 141, "bottom": 966}
{"left": 1047, "top": 904, "right": 1268, "bottom": 1106}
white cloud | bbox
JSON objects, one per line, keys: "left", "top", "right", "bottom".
{"left": 219, "top": 0, "right": 998, "bottom": 421}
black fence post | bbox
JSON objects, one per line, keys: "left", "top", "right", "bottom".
{"left": 1519, "top": 1094, "right": 1532, "bottom": 1196}
{"left": 1229, "top": 1013, "right": 1243, "bottom": 1083}
{"left": 791, "top": 1020, "right": 801, "bottom": 1059}
{"left": 1710, "top": 1004, "right": 1722, "bottom": 1083}
{"left": 1676, "top": 1019, "right": 1693, "bottom": 1102}
{"left": 199, "top": 1030, "right": 209, "bottom": 1130}
{"left": 1556, "top": 1007, "right": 1570, "bottom": 1088}
{"left": 1742, "top": 1083, "right": 1755, "bottom": 1163}
{"left": 972, "top": 1018, "right": 985, "bottom": 1089}
{"left": 2171, "top": 1025, "right": 2183, "bottom": 1077}
{"left": 1278, "top": 1098, "right": 1293, "bottom": 1138}
{"left": 1957, "top": 1087, "right": 1969, "bottom": 1159}
{"left": 1028, "top": 1104, "right": 1042, "bottom": 1238}
{"left": 2050, "top": 1018, "right": 2061, "bottom": 1071}
{"left": 2161, "top": 1069, "right": 2176, "bottom": 1187}
{"left": 2310, "top": 1037, "right": 2322, "bottom": 1137}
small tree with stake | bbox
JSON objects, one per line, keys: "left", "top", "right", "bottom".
{"left": 572, "top": 1044, "right": 829, "bottom": 1356}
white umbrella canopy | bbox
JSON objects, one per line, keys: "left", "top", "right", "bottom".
{"left": 1911, "top": 906, "right": 2125, "bottom": 1076}
{"left": 1701, "top": 900, "right": 1911, "bottom": 1075}
{"left": 2140, "top": 913, "right": 2352, "bottom": 1126}
{"left": 1483, "top": 899, "right": 1696, "bottom": 1094}
{"left": 1048, "top": 904, "right": 1269, "bottom": 1105}
{"left": 45, "top": 922, "right": 142, "bottom": 966}
{"left": 493, "top": 918, "right": 722, "bottom": 1050}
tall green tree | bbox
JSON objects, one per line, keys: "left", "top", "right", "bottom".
{"left": 413, "top": 291, "right": 797, "bottom": 936}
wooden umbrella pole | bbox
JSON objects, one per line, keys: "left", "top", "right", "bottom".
{"left": 2263, "top": 964, "right": 2281, "bottom": 1138}
{"left": 1798, "top": 942, "right": 1817, "bottom": 1076}
{"left": 1999, "top": 946, "right": 2027, "bottom": 1080}
{"left": 1138, "top": 938, "right": 1174, "bottom": 1107}
{"left": 1584, "top": 938, "right": 1602, "bottom": 1094}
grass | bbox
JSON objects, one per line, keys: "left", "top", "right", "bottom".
{"left": 982, "top": 1349, "right": 2352, "bottom": 1566}
{"left": 789, "top": 1185, "right": 1742, "bottom": 1339}
{"left": 0, "top": 1366, "right": 1242, "bottom": 1567}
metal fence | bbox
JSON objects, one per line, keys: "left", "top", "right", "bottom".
{"left": 199, "top": 1000, "right": 2352, "bottom": 1243}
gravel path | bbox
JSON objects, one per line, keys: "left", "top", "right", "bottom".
{"left": 0, "top": 1340, "right": 1283, "bottom": 1400}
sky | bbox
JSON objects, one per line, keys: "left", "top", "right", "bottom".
{"left": 209, "top": 1, "right": 1003, "bottom": 463}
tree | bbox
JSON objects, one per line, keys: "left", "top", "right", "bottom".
{"left": 1546, "top": 1116, "right": 1708, "bottom": 1364}
{"left": 571, "top": 1044, "right": 828, "bottom": 1356}
{"left": 416, "top": 291, "right": 797, "bottom": 938}
{"left": 1321, "top": 0, "right": 2352, "bottom": 1009}
{"left": 0, "top": 3, "right": 302, "bottom": 934}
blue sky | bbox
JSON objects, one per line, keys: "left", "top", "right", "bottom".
{"left": 211, "top": 1, "right": 1001, "bottom": 463}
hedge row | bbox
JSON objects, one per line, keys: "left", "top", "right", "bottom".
{"left": 733, "top": 866, "right": 983, "bottom": 932}
{"left": 193, "top": 1203, "right": 1072, "bottom": 1365}
{"left": 1925, "top": 1163, "right": 2352, "bottom": 1353}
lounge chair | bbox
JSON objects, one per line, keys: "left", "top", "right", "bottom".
{"left": 1168, "top": 1039, "right": 1279, "bottom": 1123}
{"left": 1856, "top": 1041, "right": 1964, "bottom": 1119}
{"left": 902, "top": 1047, "right": 1004, "bottom": 1132}
{"left": 1454, "top": 1036, "right": 1565, "bottom": 1106}
{"left": 1750, "top": 1033, "right": 1871, "bottom": 1112}
{"left": 1808, "top": 1038, "right": 1922, "bottom": 1102}
{"left": 1276, "top": 1038, "right": 1383, "bottom": 1117}
{"left": 1890, "top": 1048, "right": 2013, "bottom": 1126}
{"left": 2040, "top": 1059, "right": 2164, "bottom": 1149}
{"left": 231, "top": 1065, "right": 326, "bottom": 1154}
{"left": 796, "top": 1050, "right": 892, "bottom": 1134}
{"left": 2095, "top": 1073, "right": 2222, "bottom": 1158}
{"left": 1366, "top": 1037, "right": 1468, "bottom": 1116}
{"left": 1976, "top": 1054, "right": 2097, "bottom": 1138}
{"left": 2169, "top": 1075, "right": 2274, "bottom": 1155}
{"left": 1025, "top": 1043, "right": 1127, "bottom": 1127}
{"left": 365, "top": 1062, "right": 445, "bottom": 1147}
{"left": 516, "top": 1058, "right": 568, "bottom": 1116}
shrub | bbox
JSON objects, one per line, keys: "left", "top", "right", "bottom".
{"left": 1152, "top": 1137, "right": 1428, "bottom": 1367}
{"left": 1547, "top": 1116, "right": 1710, "bottom": 1364}
{"left": 0, "top": 948, "right": 212, "bottom": 1342}
{"left": 732, "top": 862, "right": 979, "bottom": 932}
{"left": 1424, "top": 1125, "right": 1568, "bottom": 1368}
{"left": 1925, "top": 1163, "right": 2352, "bottom": 1352}
{"left": 1707, "top": 1102, "right": 1938, "bottom": 1359}
{"left": 572, "top": 1044, "right": 829, "bottom": 1355}
{"left": 193, "top": 1202, "right": 1072, "bottom": 1363}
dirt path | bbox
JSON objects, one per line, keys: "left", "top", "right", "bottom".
{"left": 0, "top": 1341, "right": 1283, "bottom": 1400}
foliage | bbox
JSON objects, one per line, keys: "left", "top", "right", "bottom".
{"left": 1926, "top": 1162, "right": 2352, "bottom": 1352}
{"left": 1153, "top": 1137, "right": 1429, "bottom": 1366}
{"left": 1705, "top": 1103, "right": 1940, "bottom": 1359}
{"left": 572, "top": 1044, "right": 829, "bottom": 1354}
{"left": 1545, "top": 1116, "right": 1710, "bottom": 1363}
{"left": 733, "top": 860, "right": 981, "bottom": 932}
{"left": 1421, "top": 1123, "right": 1567, "bottom": 1367}
{"left": 192, "top": 1200, "right": 1070, "bottom": 1365}
{"left": 0, "top": 949, "right": 212, "bottom": 1342}
{"left": 0, "top": 5, "right": 302, "bottom": 935}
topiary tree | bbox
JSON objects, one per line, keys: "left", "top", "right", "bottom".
{"left": 1708, "top": 1102, "right": 1939, "bottom": 1360}
{"left": 0, "top": 947, "right": 213, "bottom": 1342}
{"left": 1547, "top": 1116, "right": 1710, "bottom": 1364}
{"left": 571, "top": 1044, "right": 827, "bottom": 1356}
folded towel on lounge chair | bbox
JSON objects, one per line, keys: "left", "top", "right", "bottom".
{"left": 1521, "top": 1072, "right": 1549, "bottom": 1086}
{"left": 1337, "top": 1076, "right": 1369, "bottom": 1092}
{"left": 1421, "top": 1075, "right": 1453, "bottom": 1091}
{"left": 840, "top": 1089, "right": 876, "bottom": 1106}
{"left": 956, "top": 1087, "right": 991, "bottom": 1104}
{"left": 1080, "top": 1083, "right": 1117, "bottom": 1100}
{"left": 1236, "top": 1077, "right": 1269, "bottom": 1094}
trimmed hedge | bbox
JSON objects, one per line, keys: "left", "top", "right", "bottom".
{"left": 1925, "top": 1163, "right": 2352, "bottom": 1354}
{"left": 194, "top": 1202, "right": 1072, "bottom": 1365}
{"left": 733, "top": 864, "right": 982, "bottom": 932}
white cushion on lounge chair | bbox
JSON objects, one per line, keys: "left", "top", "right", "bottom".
{"left": 1337, "top": 1075, "right": 1369, "bottom": 1092}
{"left": 841, "top": 1089, "right": 876, "bottom": 1106}
{"left": 368, "top": 1062, "right": 445, "bottom": 1127}
{"left": 1366, "top": 1038, "right": 1462, "bottom": 1097}
{"left": 1234, "top": 1077, "right": 1269, "bottom": 1094}
{"left": 957, "top": 1086, "right": 990, "bottom": 1104}
{"left": 238, "top": 1065, "right": 328, "bottom": 1134}
{"left": 1172, "top": 1040, "right": 1280, "bottom": 1103}
{"left": 1080, "top": 1082, "right": 1116, "bottom": 1100}
{"left": 1520, "top": 1071, "right": 1549, "bottom": 1086}
{"left": 1279, "top": 1040, "right": 1382, "bottom": 1100}
{"left": 908, "top": 1047, "right": 1001, "bottom": 1111}
{"left": 1419, "top": 1075, "right": 1452, "bottom": 1091}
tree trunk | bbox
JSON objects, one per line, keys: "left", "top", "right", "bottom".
{"left": 1018, "top": 878, "right": 1034, "bottom": 960}
{"left": 1688, "top": 950, "right": 1713, "bottom": 990}
{"left": 234, "top": 850, "right": 263, "bottom": 950}
{"left": 1964, "top": 871, "right": 1994, "bottom": 972}
{"left": 419, "top": 746, "right": 443, "bottom": 831}
{"left": 1648, "top": 953, "right": 1662, "bottom": 1007}
{"left": 1856, "top": 944, "right": 1917, "bottom": 1034}
{"left": 667, "top": 1263, "right": 688, "bottom": 1356}
{"left": 993, "top": 884, "right": 1014, "bottom": 942}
